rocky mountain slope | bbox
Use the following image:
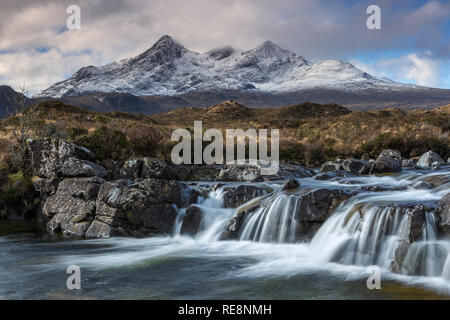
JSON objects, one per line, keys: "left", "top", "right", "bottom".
{"left": 39, "top": 35, "right": 414, "bottom": 98}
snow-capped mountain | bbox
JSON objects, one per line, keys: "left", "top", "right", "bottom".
{"left": 39, "top": 35, "right": 414, "bottom": 98}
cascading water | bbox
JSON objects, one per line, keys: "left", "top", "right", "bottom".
{"left": 174, "top": 171, "right": 450, "bottom": 285}
{"left": 174, "top": 187, "right": 236, "bottom": 242}
{"left": 239, "top": 195, "right": 298, "bottom": 243}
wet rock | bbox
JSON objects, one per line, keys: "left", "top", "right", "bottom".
{"left": 416, "top": 151, "right": 445, "bottom": 169}
{"left": 313, "top": 171, "right": 356, "bottom": 181}
{"left": 412, "top": 181, "right": 432, "bottom": 190}
{"left": 222, "top": 185, "right": 271, "bottom": 208}
{"left": 342, "top": 158, "right": 372, "bottom": 175}
{"left": 409, "top": 205, "right": 426, "bottom": 242}
{"left": 295, "top": 189, "right": 354, "bottom": 223}
{"left": 180, "top": 205, "right": 203, "bottom": 235}
{"left": 221, "top": 201, "right": 262, "bottom": 240}
{"left": 28, "top": 138, "right": 106, "bottom": 178}
{"left": 321, "top": 161, "right": 343, "bottom": 172}
{"left": 370, "top": 149, "right": 402, "bottom": 174}
{"left": 282, "top": 179, "right": 300, "bottom": 191}
{"left": 43, "top": 177, "right": 104, "bottom": 236}
{"left": 436, "top": 193, "right": 450, "bottom": 235}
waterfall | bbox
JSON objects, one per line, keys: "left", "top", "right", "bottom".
{"left": 171, "top": 171, "right": 450, "bottom": 284}
{"left": 239, "top": 195, "right": 298, "bottom": 243}
{"left": 309, "top": 198, "right": 449, "bottom": 279}
{"left": 174, "top": 187, "right": 236, "bottom": 242}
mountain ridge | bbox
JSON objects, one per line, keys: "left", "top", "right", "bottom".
{"left": 38, "top": 35, "right": 416, "bottom": 98}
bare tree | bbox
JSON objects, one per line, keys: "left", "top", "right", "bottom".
{"left": 5, "top": 85, "right": 38, "bottom": 170}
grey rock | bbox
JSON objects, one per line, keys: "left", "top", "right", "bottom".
{"left": 370, "top": 149, "right": 402, "bottom": 173}
{"left": 436, "top": 193, "right": 450, "bottom": 235}
{"left": 282, "top": 179, "right": 300, "bottom": 191}
{"left": 222, "top": 185, "right": 270, "bottom": 208}
{"left": 341, "top": 158, "right": 372, "bottom": 175}
{"left": 180, "top": 205, "right": 203, "bottom": 235}
{"left": 28, "top": 138, "right": 106, "bottom": 178}
{"left": 416, "top": 151, "right": 445, "bottom": 169}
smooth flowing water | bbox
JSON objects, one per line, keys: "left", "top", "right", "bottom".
{"left": 0, "top": 169, "right": 449, "bottom": 299}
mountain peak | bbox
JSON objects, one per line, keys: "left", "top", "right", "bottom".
{"left": 145, "top": 35, "right": 186, "bottom": 56}
{"left": 154, "top": 35, "right": 179, "bottom": 46}
{"left": 248, "top": 40, "right": 297, "bottom": 60}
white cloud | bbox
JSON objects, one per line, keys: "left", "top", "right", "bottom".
{"left": 380, "top": 54, "right": 441, "bottom": 87}
{"left": 0, "top": 0, "right": 448, "bottom": 93}
{"left": 350, "top": 53, "right": 443, "bottom": 88}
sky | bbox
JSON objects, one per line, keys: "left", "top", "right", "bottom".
{"left": 0, "top": 0, "right": 449, "bottom": 95}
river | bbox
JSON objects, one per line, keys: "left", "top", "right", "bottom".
{"left": 0, "top": 169, "right": 449, "bottom": 299}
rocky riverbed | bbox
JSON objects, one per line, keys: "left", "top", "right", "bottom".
{"left": 0, "top": 138, "right": 449, "bottom": 299}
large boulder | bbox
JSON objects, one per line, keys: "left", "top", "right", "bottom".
{"left": 28, "top": 138, "right": 106, "bottom": 178}
{"left": 294, "top": 188, "right": 354, "bottom": 223}
{"left": 179, "top": 205, "right": 203, "bottom": 235}
{"left": 85, "top": 178, "right": 195, "bottom": 238}
{"left": 436, "top": 193, "right": 450, "bottom": 235}
{"left": 221, "top": 184, "right": 271, "bottom": 208}
{"left": 416, "top": 151, "right": 445, "bottom": 169}
{"left": 370, "top": 149, "right": 402, "bottom": 174}
{"left": 43, "top": 177, "right": 105, "bottom": 236}
{"left": 341, "top": 158, "right": 372, "bottom": 175}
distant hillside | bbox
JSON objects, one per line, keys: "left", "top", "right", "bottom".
{"left": 54, "top": 87, "right": 450, "bottom": 115}
{"left": 0, "top": 85, "right": 31, "bottom": 118}
{"left": 151, "top": 100, "right": 351, "bottom": 125}
{"left": 0, "top": 100, "right": 448, "bottom": 166}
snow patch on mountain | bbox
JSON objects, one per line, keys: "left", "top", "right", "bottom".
{"left": 38, "top": 35, "right": 415, "bottom": 98}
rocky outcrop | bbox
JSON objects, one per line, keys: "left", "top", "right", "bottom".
{"left": 44, "top": 177, "right": 105, "bottom": 236}
{"left": 341, "top": 158, "right": 372, "bottom": 175}
{"left": 85, "top": 178, "right": 195, "bottom": 238}
{"left": 416, "top": 151, "right": 445, "bottom": 169}
{"left": 436, "top": 193, "right": 450, "bottom": 235}
{"left": 370, "top": 149, "right": 402, "bottom": 174}
{"left": 28, "top": 138, "right": 107, "bottom": 178}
